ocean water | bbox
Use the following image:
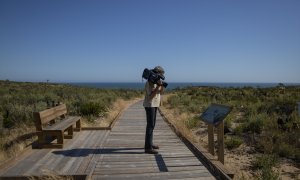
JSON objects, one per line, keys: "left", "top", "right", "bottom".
{"left": 69, "top": 82, "right": 300, "bottom": 90}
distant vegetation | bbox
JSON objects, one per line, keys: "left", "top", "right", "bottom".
{"left": 0, "top": 80, "right": 142, "bottom": 160}
{"left": 0, "top": 80, "right": 142, "bottom": 128}
{"left": 164, "top": 85, "right": 300, "bottom": 177}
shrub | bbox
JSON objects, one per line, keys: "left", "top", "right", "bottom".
{"left": 79, "top": 102, "right": 107, "bottom": 117}
{"left": 252, "top": 154, "right": 278, "bottom": 169}
{"left": 224, "top": 114, "right": 234, "bottom": 129}
{"left": 252, "top": 154, "right": 280, "bottom": 180}
{"left": 274, "top": 143, "right": 295, "bottom": 159}
{"left": 2, "top": 103, "right": 34, "bottom": 128}
{"left": 187, "top": 102, "right": 200, "bottom": 113}
{"left": 225, "top": 136, "right": 243, "bottom": 150}
{"left": 233, "top": 124, "right": 244, "bottom": 136}
{"left": 243, "top": 115, "right": 265, "bottom": 134}
{"left": 259, "top": 166, "right": 280, "bottom": 180}
{"left": 185, "top": 116, "right": 199, "bottom": 129}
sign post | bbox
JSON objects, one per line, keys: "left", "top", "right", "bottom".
{"left": 298, "top": 102, "right": 300, "bottom": 116}
{"left": 200, "top": 104, "right": 231, "bottom": 164}
{"left": 0, "top": 112, "right": 3, "bottom": 130}
{"left": 217, "top": 121, "right": 225, "bottom": 163}
{"left": 208, "top": 124, "right": 214, "bottom": 155}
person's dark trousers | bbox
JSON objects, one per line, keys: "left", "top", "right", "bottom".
{"left": 144, "top": 107, "right": 157, "bottom": 150}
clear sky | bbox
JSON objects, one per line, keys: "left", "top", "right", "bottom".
{"left": 0, "top": 0, "right": 299, "bottom": 83}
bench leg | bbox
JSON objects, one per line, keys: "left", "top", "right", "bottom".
{"left": 37, "top": 132, "right": 45, "bottom": 148}
{"left": 57, "top": 131, "right": 64, "bottom": 144}
{"left": 74, "top": 119, "right": 81, "bottom": 132}
{"left": 41, "top": 131, "right": 63, "bottom": 149}
{"left": 64, "top": 126, "right": 73, "bottom": 139}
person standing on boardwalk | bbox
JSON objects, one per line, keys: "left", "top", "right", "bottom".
{"left": 143, "top": 66, "right": 165, "bottom": 154}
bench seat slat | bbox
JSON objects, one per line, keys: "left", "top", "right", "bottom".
{"left": 43, "top": 116, "right": 81, "bottom": 131}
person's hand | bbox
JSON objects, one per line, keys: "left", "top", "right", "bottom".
{"left": 157, "top": 79, "right": 163, "bottom": 86}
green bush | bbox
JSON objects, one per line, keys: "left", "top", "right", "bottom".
{"left": 252, "top": 154, "right": 278, "bottom": 169}
{"left": 243, "top": 115, "right": 265, "bottom": 134}
{"left": 79, "top": 102, "right": 107, "bottom": 117}
{"left": 2, "top": 103, "right": 34, "bottom": 128}
{"left": 233, "top": 124, "right": 244, "bottom": 135}
{"left": 252, "top": 154, "right": 280, "bottom": 180}
{"left": 225, "top": 136, "right": 243, "bottom": 150}
{"left": 185, "top": 116, "right": 199, "bottom": 129}
{"left": 259, "top": 167, "right": 280, "bottom": 180}
{"left": 274, "top": 143, "right": 296, "bottom": 159}
{"left": 0, "top": 80, "right": 142, "bottom": 129}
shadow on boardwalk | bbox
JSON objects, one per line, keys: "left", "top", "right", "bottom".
{"left": 53, "top": 148, "right": 169, "bottom": 172}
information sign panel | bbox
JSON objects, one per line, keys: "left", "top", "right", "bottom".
{"left": 200, "top": 104, "right": 232, "bottom": 125}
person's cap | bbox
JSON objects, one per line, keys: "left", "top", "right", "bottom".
{"left": 153, "top": 66, "right": 165, "bottom": 74}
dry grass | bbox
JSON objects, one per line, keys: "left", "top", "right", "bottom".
{"left": 27, "top": 169, "right": 74, "bottom": 179}
{"left": 160, "top": 94, "right": 198, "bottom": 144}
{"left": 0, "top": 123, "right": 36, "bottom": 164}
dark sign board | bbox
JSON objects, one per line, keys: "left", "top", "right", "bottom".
{"left": 200, "top": 104, "right": 232, "bottom": 125}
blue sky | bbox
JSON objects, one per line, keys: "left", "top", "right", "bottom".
{"left": 0, "top": 0, "right": 299, "bottom": 83}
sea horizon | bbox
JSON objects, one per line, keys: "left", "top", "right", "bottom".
{"left": 67, "top": 82, "right": 300, "bottom": 90}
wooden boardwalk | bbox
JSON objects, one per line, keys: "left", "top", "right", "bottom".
{"left": 0, "top": 101, "right": 215, "bottom": 179}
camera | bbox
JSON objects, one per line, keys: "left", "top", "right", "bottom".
{"left": 142, "top": 68, "right": 168, "bottom": 88}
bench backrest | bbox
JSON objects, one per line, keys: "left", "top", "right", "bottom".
{"left": 33, "top": 104, "right": 67, "bottom": 131}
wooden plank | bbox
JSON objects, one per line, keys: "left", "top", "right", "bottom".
{"left": 37, "top": 132, "right": 88, "bottom": 174}
{"left": 39, "top": 104, "right": 67, "bottom": 123}
{"left": 82, "top": 127, "right": 111, "bottom": 130}
{"left": 24, "top": 132, "right": 87, "bottom": 175}
{"left": 92, "top": 169, "right": 214, "bottom": 180}
{"left": 82, "top": 131, "right": 110, "bottom": 174}
{"left": 57, "top": 131, "right": 98, "bottom": 174}
{"left": 43, "top": 116, "right": 80, "bottom": 131}
{"left": 1, "top": 149, "right": 51, "bottom": 176}
{"left": 71, "top": 131, "right": 109, "bottom": 175}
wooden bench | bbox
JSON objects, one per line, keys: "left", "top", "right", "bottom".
{"left": 33, "top": 104, "right": 81, "bottom": 148}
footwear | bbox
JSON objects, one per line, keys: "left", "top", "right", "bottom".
{"left": 145, "top": 149, "right": 158, "bottom": 154}
{"left": 152, "top": 145, "right": 159, "bottom": 149}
